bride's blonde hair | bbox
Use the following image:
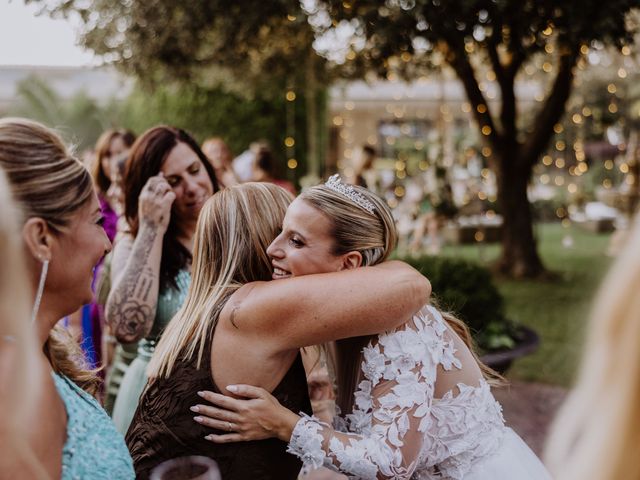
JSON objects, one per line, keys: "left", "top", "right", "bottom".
{"left": 544, "top": 213, "right": 640, "bottom": 480}
{"left": 147, "top": 183, "right": 292, "bottom": 379}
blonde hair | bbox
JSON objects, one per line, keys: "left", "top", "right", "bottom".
{"left": 147, "top": 182, "right": 292, "bottom": 379}
{"left": 544, "top": 214, "right": 640, "bottom": 480}
{"left": 301, "top": 181, "right": 500, "bottom": 414}
{"left": 0, "top": 167, "right": 46, "bottom": 476}
{"left": 0, "top": 117, "right": 100, "bottom": 395}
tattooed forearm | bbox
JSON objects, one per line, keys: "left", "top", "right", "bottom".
{"left": 106, "top": 225, "right": 162, "bottom": 343}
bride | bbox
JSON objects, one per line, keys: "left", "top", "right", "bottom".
{"left": 194, "top": 176, "right": 551, "bottom": 479}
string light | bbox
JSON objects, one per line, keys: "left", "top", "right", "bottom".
{"left": 285, "top": 86, "right": 296, "bottom": 172}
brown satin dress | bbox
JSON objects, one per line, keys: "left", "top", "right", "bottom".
{"left": 126, "top": 330, "right": 312, "bottom": 480}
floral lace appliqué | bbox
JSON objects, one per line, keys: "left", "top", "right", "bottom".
{"left": 287, "top": 305, "right": 506, "bottom": 480}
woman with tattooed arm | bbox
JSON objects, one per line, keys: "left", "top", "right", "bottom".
{"left": 108, "top": 126, "right": 218, "bottom": 434}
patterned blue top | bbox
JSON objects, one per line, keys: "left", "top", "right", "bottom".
{"left": 53, "top": 373, "right": 134, "bottom": 479}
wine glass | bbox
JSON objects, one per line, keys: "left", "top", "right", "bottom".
{"left": 150, "top": 456, "right": 221, "bottom": 480}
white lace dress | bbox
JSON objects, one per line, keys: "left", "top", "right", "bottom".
{"left": 287, "top": 305, "right": 551, "bottom": 479}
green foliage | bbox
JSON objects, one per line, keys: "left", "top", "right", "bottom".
{"left": 432, "top": 222, "right": 612, "bottom": 385}
{"left": 9, "top": 75, "right": 106, "bottom": 151}
{"left": 117, "top": 82, "right": 308, "bottom": 183}
{"left": 30, "top": 0, "right": 325, "bottom": 92}
{"left": 400, "top": 255, "right": 515, "bottom": 351}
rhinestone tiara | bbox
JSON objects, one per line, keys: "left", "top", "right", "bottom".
{"left": 324, "top": 174, "right": 376, "bottom": 214}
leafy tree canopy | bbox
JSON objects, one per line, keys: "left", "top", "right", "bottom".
{"left": 31, "top": 0, "right": 325, "bottom": 95}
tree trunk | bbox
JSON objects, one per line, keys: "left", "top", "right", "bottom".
{"left": 495, "top": 151, "right": 545, "bottom": 278}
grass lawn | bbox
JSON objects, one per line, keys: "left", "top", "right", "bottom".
{"left": 436, "top": 222, "right": 613, "bottom": 386}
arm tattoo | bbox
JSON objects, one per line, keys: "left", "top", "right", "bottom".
{"left": 108, "top": 226, "right": 159, "bottom": 343}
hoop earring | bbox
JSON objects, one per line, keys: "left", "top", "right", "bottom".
{"left": 31, "top": 259, "right": 49, "bottom": 323}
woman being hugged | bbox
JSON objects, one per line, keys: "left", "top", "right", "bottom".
{"left": 126, "top": 182, "right": 430, "bottom": 479}
{"left": 0, "top": 118, "right": 133, "bottom": 478}
{"left": 108, "top": 125, "right": 218, "bottom": 433}
{"left": 198, "top": 176, "right": 551, "bottom": 480}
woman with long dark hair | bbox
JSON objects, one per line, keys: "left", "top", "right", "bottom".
{"left": 108, "top": 125, "right": 218, "bottom": 434}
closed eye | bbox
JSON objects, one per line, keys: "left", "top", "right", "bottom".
{"left": 289, "top": 236, "right": 304, "bottom": 247}
{"left": 166, "top": 177, "right": 180, "bottom": 187}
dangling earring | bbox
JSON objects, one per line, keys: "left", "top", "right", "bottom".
{"left": 31, "top": 259, "right": 49, "bottom": 323}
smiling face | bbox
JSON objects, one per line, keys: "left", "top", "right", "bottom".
{"left": 161, "top": 142, "right": 214, "bottom": 224}
{"left": 48, "top": 193, "right": 112, "bottom": 309}
{"left": 266, "top": 197, "right": 346, "bottom": 279}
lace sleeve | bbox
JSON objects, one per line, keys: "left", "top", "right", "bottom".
{"left": 287, "top": 305, "right": 459, "bottom": 480}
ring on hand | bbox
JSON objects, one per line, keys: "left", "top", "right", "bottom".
{"left": 226, "top": 421, "right": 232, "bottom": 431}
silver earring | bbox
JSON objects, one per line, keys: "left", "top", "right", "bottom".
{"left": 31, "top": 259, "right": 49, "bottom": 323}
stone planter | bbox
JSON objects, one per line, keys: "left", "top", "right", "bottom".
{"left": 480, "top": 326, "right": 540, "bottom": 374}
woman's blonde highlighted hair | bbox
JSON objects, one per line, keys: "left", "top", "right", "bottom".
{"left": 0, "top": 117, "right": 99, "bottom": 395}
{"left": 545, "top": 214, "right": 640, "bottom": 480}
{"left": 147, "top": 182, "right": 292, "bottom": 379}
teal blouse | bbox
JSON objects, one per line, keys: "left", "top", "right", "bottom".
{"left": 53, "top": 373, "right": 134, "bottom": 479}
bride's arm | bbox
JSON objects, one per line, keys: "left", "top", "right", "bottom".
{"left": 222, "top": 261, "right": 430, "bottom": 350}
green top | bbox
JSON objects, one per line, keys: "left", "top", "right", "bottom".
{"left": 138, "top": 269, "right": 191, "bottom": 359}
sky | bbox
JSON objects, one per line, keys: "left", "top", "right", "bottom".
{"left": 0, "top": 0, "right": 97, "bottom": 67}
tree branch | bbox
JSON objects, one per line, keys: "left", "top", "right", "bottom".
{"left": 486, "top": 34, "right": 518, "bottom": 146}
{"left": 445, "top": 43, "right": 502, "bottom": 150}
{"left": 521, "top": 45, "right": 580, "bottom": 169}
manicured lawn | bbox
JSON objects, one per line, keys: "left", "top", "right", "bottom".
{"left": 437, "top": 223, "right": 613, "bottom": 386}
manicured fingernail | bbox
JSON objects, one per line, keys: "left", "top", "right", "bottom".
{"left": 204, "top": 435, "right": 213, "bottom": 441}
{"left": 190, "top": 406, "right": 200, "bottom": 412}
{"left": 226, "top": 385, "right": 238, "bottom": 392}
{"left": 194, "top": 416, "right": 203, "bottom": 423}
{"left": 197, "top": 391, "right": 205, "bottom": 397}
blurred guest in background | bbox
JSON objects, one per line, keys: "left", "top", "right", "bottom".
{"left": 202, "top": 137, "right": 238, "bottom": 188}
{"left": 68, "top": 128, "right": 137, "bottom": 374}
{"left": 253, "top": 144, "right": 296, "bottom": 195}
{"left": 347, "top": 144, "right": 377, "bottom": 190}
{"left": 232, "top": 141, "right": 262, "bottom": 182}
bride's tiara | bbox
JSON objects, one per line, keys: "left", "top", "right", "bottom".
{"left": 324, "top": 174, "right": 375, "bottom": 214}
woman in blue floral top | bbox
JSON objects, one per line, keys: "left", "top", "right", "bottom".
{"left": 0, "top": 118, "right": 133, "bottom": 479}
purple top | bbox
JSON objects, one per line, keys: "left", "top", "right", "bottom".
{"left": 99, "top": 195, "right": 119, "bottom": 243}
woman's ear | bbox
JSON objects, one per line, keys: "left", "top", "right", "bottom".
{"left": 22, "top": 218, "right": 53, "bottom": 262}
{"left": 340, "top": 251, "right": 363, "bottom": 271}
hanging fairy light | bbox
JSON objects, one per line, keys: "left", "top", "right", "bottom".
{"left": 285, "top": 87, "right": 297, "bottom": 171}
